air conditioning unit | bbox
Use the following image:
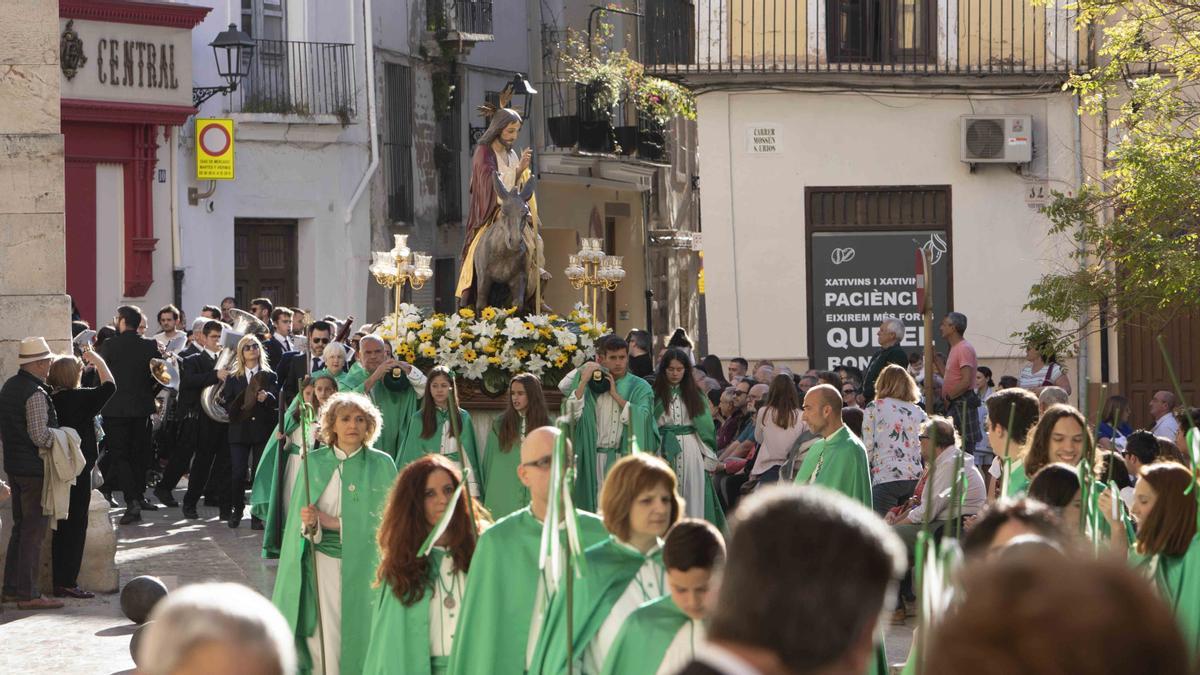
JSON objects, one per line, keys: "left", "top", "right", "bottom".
{"left": 960, "top": 115, "right": 1032, "bottom": 164}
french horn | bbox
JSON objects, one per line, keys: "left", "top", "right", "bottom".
{"left": 201, "top": 308, "right": 268, "bottom": 423}
{"left": 149, "top": 357, "right": 179, "bottom": 390}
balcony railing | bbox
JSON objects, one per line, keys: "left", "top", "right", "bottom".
{"left": 642, "top": 0, "right": 1088, "bottom": 75}
{"left": 428, "top": 0, "right": 494, "bottom": 39}
{"left": 232, "top": 39, "right": 356, "bottom": 119}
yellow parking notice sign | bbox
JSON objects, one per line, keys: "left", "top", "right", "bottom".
{"left": 196, "top": 118, "right": 234, "bottom": 180}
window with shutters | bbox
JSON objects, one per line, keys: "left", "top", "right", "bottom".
{"left": 436, "top": 79, "right": 462, "bottom": 223}
{"left": 384, "top": 63, "right": 414, "bottom": 222}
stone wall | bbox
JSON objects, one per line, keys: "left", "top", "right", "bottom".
{"left": 0, "top": 0, "right": 70, "bottom": 371}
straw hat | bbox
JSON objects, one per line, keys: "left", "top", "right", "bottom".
{"left": 17, "top": 337, "right": 53, "bottom": 365}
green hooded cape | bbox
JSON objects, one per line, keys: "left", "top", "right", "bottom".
{"left": 1137, "top": 534, "right": 1200, "bottom": 655}
{"left": 350, "top": 362, "right": 423, "bottom": 461}
{"left": 447, "top": 507, "right": 609, "bottom": 675}
{"left": 793, "top": 425, "right": 874, "bottom": 508}
{"left": 599, "top": 595, "right": 693, "bottom": 675}
{"left": 563, "top": 370, "right": 655, "bottom": 512}
{"left": 362, "top": 547, "right": 458, "bottom": 675}
{"left": 530, "top": 535, "right": 664, "bottom": 674}
{"left": 397, "top": 407, "right": 481, "bottom": 476}
{"left": 271, "top": 445, "right": 397, "bottom": 675}
{"left": 251, "top": 414, "right": 301, "bottom": 558}
{"left": 649, "top": 390, "right": 726, "bottom": 530}
{"left": 479, "top": 416, "right": 531, "bottom": 519}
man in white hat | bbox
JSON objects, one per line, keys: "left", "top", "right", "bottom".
{"left": 0, "top": 336, "right": 65, "bottom": 609}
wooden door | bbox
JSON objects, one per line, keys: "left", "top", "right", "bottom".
{"left": 234, "top": 219, "right": 298, "bottom": 308}
{"left": 1119, "top": 310, "right": 1200, "bottom": 429}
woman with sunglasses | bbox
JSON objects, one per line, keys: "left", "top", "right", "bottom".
{"left": 219, "top": 334, "right": 277, "bottom": 529}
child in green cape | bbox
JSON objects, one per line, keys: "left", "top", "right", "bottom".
{"left": 397, "top": 367, "right": 481, "bottom": 496}
{"left": 479, "top": 373, "right": 549, "bottom": 519}
{"left": 531, "top": 453, "right": 683, "bottom": 674}
{"left": 601, "top": 518, "right": 725, "bottom": 675}
{"left": 648, "top": 349, "right": 726, "bottom": 530}
{"left": 1128, "top": 461, "right": 1200, "bottom": 655}
{"left": 364, "top": 454, "right": 488, "bottom": 675}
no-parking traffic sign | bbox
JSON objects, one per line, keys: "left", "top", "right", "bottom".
{"left": 196, "top": 118, "right": 234, "bottom": 180}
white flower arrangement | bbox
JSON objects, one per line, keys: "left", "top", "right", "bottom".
{"left": 374, "top": 304, "right": 607, "bottom": 393}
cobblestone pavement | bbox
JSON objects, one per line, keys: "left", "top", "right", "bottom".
{"left": 0, "top": 487, "right": 914, "bottom": 674}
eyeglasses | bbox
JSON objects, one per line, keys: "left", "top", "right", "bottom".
{"left": 243, "top": 344, "right": 260, "bottom": 352}
{"left": 843, "top": 389, "right": 857, "bottom": 396}
{"left": 520, "top": 455, "right": 553, "bottom": 470}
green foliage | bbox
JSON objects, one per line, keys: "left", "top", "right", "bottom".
{"left": 1028, "top": 0, "right": 1200, "bottom": 335}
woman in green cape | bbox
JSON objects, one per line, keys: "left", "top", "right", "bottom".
{"left": 648, "top": 349, "right": 725, "bottom": 530}
{"left": 531, "top": 453, "right": 683, "bottom": 674}
{"left": 479, "top": 373, "right": 549, "bottom": 519}
{"left": 397, "top": 367, "right": 481, "bottom": 496}
{"left": 1021, "top": 405, "right": 1113, "bottom": 538}
{"left": 1127, "top": 461, "right": 1200, "bottom": 654}
{"left": 271, "top": 391, "right": 398, "bottom": 675}
{"left": 314, "top": 341, "right": 366, "bottom": 391}
{"left": 601, "top": 518, "right": 725, "bottom": 675}
{"left": 253, "top": 374, "right": 339, "bottom": 558}
{"left": 363, "top": 454, "right": 488, "bottom": 675}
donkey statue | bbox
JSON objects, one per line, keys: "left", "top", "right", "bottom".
{"left": 474, "top": 173, "right": 538, "bottom": 312}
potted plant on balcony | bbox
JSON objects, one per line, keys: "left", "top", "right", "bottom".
{"left": 561, "top": 27, "right": 637, "bottom": 153}
{"left": 633, "top": 75, "right": 696, "bottom": 160}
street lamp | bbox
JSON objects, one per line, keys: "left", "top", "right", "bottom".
{"left": 508, "top": 72, "right": 537, "bottom": 118}
{"left": 193, "top": 24, "right": 256, "bottom": 107}
{"left": 370, "top": 234, "right": 434, "bottom": 324}
{"left": 564, "top": 237, "right": 625, "bottom": 321}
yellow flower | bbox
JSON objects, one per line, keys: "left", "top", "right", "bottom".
{"left": 461, "top": 332, "right": 474, "bottom": 341}
{"left": 402, "top": 352, "right": 415, "bottom": 363}
{"left": 418, "top": 330, "right": 432, "bottom": 342}
{"left": 535, "top": 345, "right": 547, "bottom": 354}
{"left": 481, "top": 307, "right": 498, "bottom": 321}
{"left": 406, "top": 321, "right": 421, "bottom": 330}
{"left": 449, "top": 341, "right": 460, "bottom": 349}
{"left": 554, "top": 355, "right": 568, "bottom": 367}
{"left": 505, "top": 306, "right": 518, "bottom": 315}
{"left": 516, "top": 349, "right": 529, "bottom": 359}
{"left": 482, "top": 344, "right": 497, "bottom": 354}
{"left": 459, "top": 308, "right": 476, "bottom": 319}
{"left": 563, "top": 344, "right": 577, "bottom": 353}
{"left": 581, "top": 323, "right": 592, "bottom": 333}
{"left": 487, "top": 356, "right": 502, "bottom": 365}
{"left": 421, "top": 345, "right": 437, "bottom": 357}
{"left": 431, "top": 319, "right": 446, "bottom": 329}
{"left": 523, "top": 321, "right": 535, "bottom": 332}
{"left": 548, "top": 314, "right": 559, "bottom": 321}
{"left": 463, "top": 349, "right": 478, "bottom": 362}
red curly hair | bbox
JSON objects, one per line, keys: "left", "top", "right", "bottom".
{"left": 375, "top": 454, "right": 481, "bottom": 605}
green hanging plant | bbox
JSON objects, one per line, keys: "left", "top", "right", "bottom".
{"left": 635, "top": 75, "right": 696, "bottom": 125}
{"left": 1011, "top": 320, "right": 1076, "bottom": 361}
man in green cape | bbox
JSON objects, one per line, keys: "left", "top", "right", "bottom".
{"left": 601, "top": 519, "right": 725, "bottom": 675}
{"left": 561, "top": 335, "right": 654, "bottom": 511}
{"left": 794, "top": 384, "right": 873, "bottom": 507}
{"left": 982, "top": 388, "right": 1040, "bottom": 499}
{"left": 448, "top": 427, "right": 608, "bottom": 675}
{"left": 353, "top": 335, "right": 426, "bottom": 460}
{"left": 271, "top": 410, "right": 397, "bottom": 675}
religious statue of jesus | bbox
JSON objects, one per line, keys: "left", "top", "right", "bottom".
{"left": 455, "top": 108, "right": 549, "bottom": 311}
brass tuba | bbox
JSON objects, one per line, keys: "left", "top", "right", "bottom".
{"left": 201, "top": 309, "right": 268, "bottom": 423}
{"left": 149, "top": 357, "right": 179, "bottom": 390}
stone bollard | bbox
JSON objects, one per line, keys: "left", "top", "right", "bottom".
{"left": 0, "top": 488, "right": 119, "bottom": 594}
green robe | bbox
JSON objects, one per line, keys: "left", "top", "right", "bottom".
{"left": 564, "top": 370, "right": 655, "bottom": 512}
{"left": 649, "top": 390, "right": 726, "bottom": 531}
{"left": 397, "top": 406, "right": 481, "bottom": 477}
{"left": 1133, "top": 534, "right": 1200, "bottom": 655}
{"left": 272, "top": 445, "right": 398, "bottom": 675}
{"left": 447, "top": 507, "right": 609, "bottom": 675}
{"left": 480, "top": 416, "right": 531, "bottom": 519}
{"left": 794, "top": 425, "right": 874, "bottom": 508}
{"left": 530, "top": 536, "right": 665, "bottom": 675}
{"left": 1003, "top": 460, "right": 1030, "bottom": 498}
{"left": 363, "top": 548, "right": 459, "bottom": 675}
{"left": 599, "top": 595, "right": 694, "bottom": 675}
{"left": 793, "top": 426, "right": 886, "bottom": 675}
{"left": 350, "top": 362, "right": 423, "bottom": 461}
{"left": 251, "top": 414, "right": 302, "bottom": 558}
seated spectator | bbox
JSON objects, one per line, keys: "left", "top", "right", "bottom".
{"left": 1157, "top": 437, "right": 1188, "bottom": 466}
{"left": 816, "top": 370, "right": 842, "bottom": 388}
{"left": 841, "top": 407, "right": 864, "bottom": 439}
{"left": 752, "top": 363, "right": 774, "bottom": 385}
{"left": 797, "top": 373, "right": 818, "bottom": 396}
{"left": 961, "top": 499, "right": 1064, "bottom": 558}
{"left": 1124, "top": 430, "right": 1160, "bottom": 479}
{"left": 1172, "top": 407, "right": 1199, "bottom": 464}
{"left": 138, "top": 582, "right": 296, "bottom": 675}
{"left": 998, "top": 374, "right": 1019, "bottom": 389}
{"left": 713, "top": 387, "right": 737, "bottom": 428}
{"left": 749, "top": 374, "right": 805, "bottom": 485}
{"left": 1038, "top": 386, "right": 1070, "bottom": 413}
{"left": 927, "top": 554, "right": 1189, "bottom": 675}
{"left": 1096, "top": 395, "right": 1133, "bottom": 451}
{"left": 887, "top": 417, "right": 986, "bottom": 539}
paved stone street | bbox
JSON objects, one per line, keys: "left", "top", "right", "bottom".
{"left": 1, "top": 486, "right": 914, "bottom": 674}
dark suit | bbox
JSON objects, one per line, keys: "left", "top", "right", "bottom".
{"left": 277, "top": 352, "right": 321, "bottom": 411}
{"left": 99, "top": 330, "right": 162, "bottom": 500}
{"left": 262, "top": 335, "right": 294, "bottom": 373}
{"left": 179, "top": 342, "right": 201, "bottom": 360}
{"left": 220, "top": 370, "right": 278, "bottom": 516}
{"left": 164, "top": 350, "right": 231, "bottom": 511}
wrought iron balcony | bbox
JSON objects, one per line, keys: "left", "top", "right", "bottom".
{"left": 642, "top": 0, "right": 1089, "bottom": 76}
{"left": 428, "top": 0, "right": 494, "bottom": 44}
{"left": 231, "top": 39, "right": 356, "bottom": 120}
